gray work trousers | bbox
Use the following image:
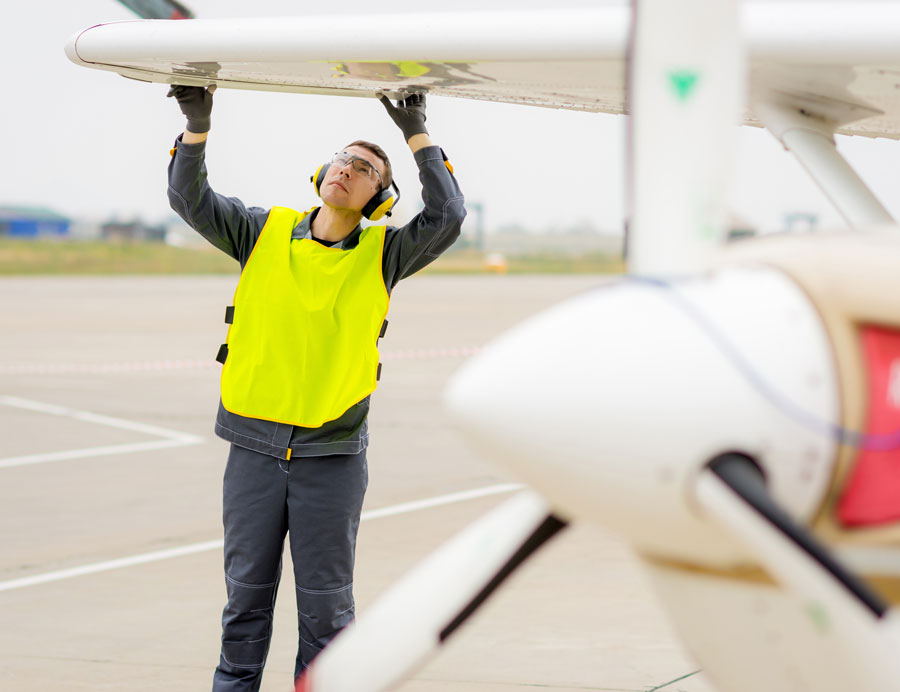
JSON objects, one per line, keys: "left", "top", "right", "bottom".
{"left": 212, "top": 443, "right": 368, "bottom": 692}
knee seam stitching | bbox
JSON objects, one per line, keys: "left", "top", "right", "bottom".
{"left": 295, "top": 582, "right": 352, "bottom": 595}
{"left": 226, "top": 574, "right": 277, "bottom": 589}
{"left": 220, "top": 653, "right": 266, "bottom": 670}
{"left": 298, "top": 633, "right": 325, "bottom": 651}
{"left": 298, "top": 603, "right": 354, "bottom": 619}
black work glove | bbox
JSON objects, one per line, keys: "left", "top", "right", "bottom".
{"left": 167, "top": 84, "right": 215, "bottom": 134}
{"left": 379, "top": 92, "right": 428, "bottom": 142}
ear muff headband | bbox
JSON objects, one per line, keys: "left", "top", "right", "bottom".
{"left": 312, "top": 161, "right": 402, "bottom": 221}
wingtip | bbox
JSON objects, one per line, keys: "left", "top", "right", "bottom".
{"left": 64, "top": 23, "right": 108, "bottom": 66}
{"left": 64, "top": 28, "right": 89, "bottom": 66}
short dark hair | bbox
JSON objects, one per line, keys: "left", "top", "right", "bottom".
{"left": 345, "top": 140, "right": 392, "bottom": 191}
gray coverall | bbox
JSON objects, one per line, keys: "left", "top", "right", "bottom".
{"left": 167, "top": 134, "right": 466, "bottom": 690}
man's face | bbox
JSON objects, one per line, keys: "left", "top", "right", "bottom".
{"left": 320, "top": 145, "right": 385, "bottom": 213}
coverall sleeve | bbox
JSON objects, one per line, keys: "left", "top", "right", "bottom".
{"left": 382, "top": 145, "right": 466, "bottom": 289}
{"left": 166, "top": 134, "right": 269, "bottom": 267}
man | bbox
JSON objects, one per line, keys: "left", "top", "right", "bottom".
{"left": 166, "top": 84, "right": 465, "bottom": 691}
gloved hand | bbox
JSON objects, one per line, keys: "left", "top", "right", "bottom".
{"left": 379, "top": 92, "right": 428, "bottom": 141}
{"left": 167, "top": 84, "right": 215, "bottom": 134}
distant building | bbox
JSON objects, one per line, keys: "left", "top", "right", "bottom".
{"left": 0, "top": 206, "right": 71, "bottom": 238}
{"left": 101, "top": 219, "right": 167, "bottom": 243}
{"left": 482, "top": 230, "right": 623, "bottom": 257}
{"left": 164, "top": 216, "right": 207, "bottom": 248}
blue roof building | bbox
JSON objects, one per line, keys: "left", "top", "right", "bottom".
{"left": 0, "top": 206, "right": 71, "bottom": 238}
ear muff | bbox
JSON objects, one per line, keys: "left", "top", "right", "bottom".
{"left": 362, "top": 182, "right": 399, "bottom": 221}
{"left": 311, "top": 162, "right": 401, "bottom": 221}
{"left": 311, "top": 162, "right": 329, "bottom": 197}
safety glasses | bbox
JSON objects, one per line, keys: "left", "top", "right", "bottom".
{"left": 331, "top": 152, "right": 384, "bottom": 187}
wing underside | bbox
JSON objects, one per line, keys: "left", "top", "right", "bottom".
{"left": 66, "top": 5, "right": 900, "bottom": 138}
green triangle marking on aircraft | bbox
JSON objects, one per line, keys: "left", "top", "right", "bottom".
{"left": 805, "top": 602, "right": 831, "bottom": 634}
{"left": 668, "top": 70, "right": 699, "bottom": 102}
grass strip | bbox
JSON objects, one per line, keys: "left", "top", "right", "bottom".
{"left": 0, "top": 240, "right": 239, "bottom": 275}
{"left": 0, "top": 240, "right": 624, "bottom": 276}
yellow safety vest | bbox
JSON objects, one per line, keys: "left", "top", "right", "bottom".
{"left": 220, "top": 206, "right": 389, "bottom": 428}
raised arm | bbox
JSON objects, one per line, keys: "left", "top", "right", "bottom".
{"left": 378, "top": 93, "right": 467, "bottom": 288}
{"left": 165, "top": 85, "right": 267, "bottom": 266}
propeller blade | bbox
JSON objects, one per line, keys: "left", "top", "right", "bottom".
{"left": 627, "top": 0, "right": 743, "bottom": 276}
{"left": 296, "top": 491, "right": 566, "bottom": 692}
{"left": 694, "top": 454, "right": 900, "bottom": 689}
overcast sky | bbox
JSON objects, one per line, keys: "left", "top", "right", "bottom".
{"left": 3, "top": 0, "right": 900, "bottom": 236}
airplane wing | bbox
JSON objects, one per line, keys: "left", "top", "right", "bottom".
{"left": 66, "top": 5, "right": 900, "bottom": 139}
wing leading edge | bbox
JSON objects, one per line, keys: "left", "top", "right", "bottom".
{"left": 66, "top": 5, "right": 900, "bottom": 138}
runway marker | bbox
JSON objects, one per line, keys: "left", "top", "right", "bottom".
{"left": 0, "top": 395, "right": 203, "bottom": 469}
{"left": 0, "top": 348, "right": 483, "bottom": 376}
{"left": 0, "top": 359, "right": 215, "bottom": 375}
{"left": 0, "top": 483, "right": 523, "bottom": 593}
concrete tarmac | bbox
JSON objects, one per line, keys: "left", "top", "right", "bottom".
{"left": 0, "top": 275, "right": 715, "bottom": 692}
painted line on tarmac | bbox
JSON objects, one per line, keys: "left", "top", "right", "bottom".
{"left": 0, "top": 483, "right": 524, "bottom": 593}
{"left": 0, "top": 439, "right": 200, "bottom": 470}
{"left": 360, "top": 483, "right": 524, "bottom": 520}
{"left": 0, "top": 348, "right": 483, "bottom": 376}
{"left": 0, "top": 540, "right": 225, "bottom": 594}
{"left": 0, "top": 395, "right": 203, "bottom": 469}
